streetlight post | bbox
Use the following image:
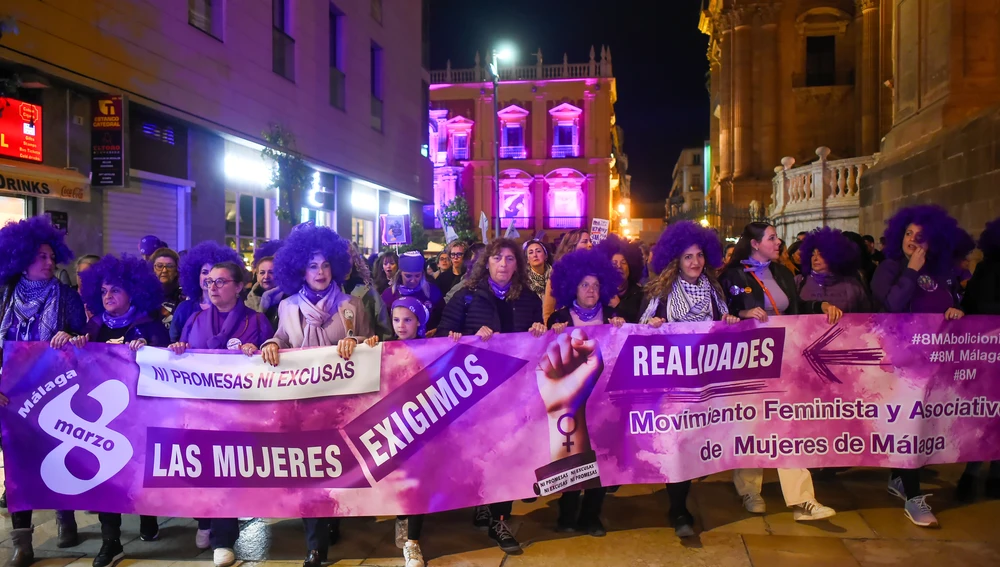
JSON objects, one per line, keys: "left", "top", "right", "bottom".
{"left": 490, "top": 46, "right": 514, "bottom": 240}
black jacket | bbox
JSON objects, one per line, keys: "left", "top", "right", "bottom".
{"left": 547, "top": 305, "right": 617, "bottom": 328}
{"left": 962, "top": 257, "right": 1000, "bottom": 315}
{"left": 613, "top": 282, "right": 644, "bottom": 323}
{"left": 437, "top": 283, "right": 543, "bottom": 335}
{"left": 84, "top": 313, "right": 171, "bottom": 347}
{"left": 720, "top": 263, "right": 823, "bottom": 316}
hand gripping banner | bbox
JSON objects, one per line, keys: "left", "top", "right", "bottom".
{"left": 3, "top": 314, "right": 1000, "bottom": 518}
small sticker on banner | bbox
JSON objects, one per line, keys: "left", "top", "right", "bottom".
{"left": 227, "top": 338, "right": 242, "bottom": 350}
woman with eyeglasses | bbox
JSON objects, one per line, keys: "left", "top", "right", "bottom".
{"left": 436, "top": 242, "right": 468, "bottom": 294}
{"left": 168, "top": 261, "right": 273, "bottom": 567}
{"left": 523, "top": 239, "right": 551, "bottom": 300}
{"left": 871, "top": 205, "right": 966, "bottom": 528}
{"left": 721, "top": 221, "right": 840, "bottom": 523}
{"left": 258, "top": 224, "right": 372, "bottom": 567}
{"left": 0, "top": 217, "right": 88, "bottom": 567}
{"left": 437, "top": 238, "right": 547, "bottom": 555}
{"left": 168, "top": 241, "right": 242, "bottom": 343}
{"left": 70, "top": 254, "right": 169, "bottom": 567}
{"left": 542, "top": 229, "right": 593, "bottom": 324}
{"left": 149, "top": 247, "right": 184, "bottom": 329}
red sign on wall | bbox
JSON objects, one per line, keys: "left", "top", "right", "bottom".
{"left": 0, "top": 99, "right": 43, "bottom": 163}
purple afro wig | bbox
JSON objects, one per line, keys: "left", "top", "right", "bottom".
{"left": 882, "top": 205, "right": 960, "bottom": 276}
{"left": 273, "top": 224, "right": 352, "bottom": 295}
{"left": 651, "top": 221, "right": 723, "bottom": 274}
{"left": 0, "top": 216, "right": 74, "bottom": 286}
{"left": 799, "top": 227, "right": 860, "bottom": 277}
{"left": 954, "top": 229, "right": 975, "bottom": 261}
{"left": 977, "top": 217, "right": 1000, "bottom": 260}
{"left": 80, "top": 254, "right": 164, "bottom": 317}
{"left": 550, "top": 249, "right": 623, "bottom": 309}
{"left": 595, "top": 234, "right": 644, "bottom": 286}
{"left": 179, "top": 241, "right": 242, "bottom": 300}
{"left": 253, "top": 239, "right": 284, "bottom": 267}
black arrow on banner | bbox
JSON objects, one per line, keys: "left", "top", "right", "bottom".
{"left": 803, "top": 326, "right": 886, "bottom": 384}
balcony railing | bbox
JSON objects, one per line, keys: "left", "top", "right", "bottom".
{"left": 499, "top": 146, "right": 527, "bottom": 159}
{"left": 452, "top": 147, "right": 469, "bottom": 160}
{"left": 768, "top": 146, "right": 878, "bottom": 240}
{"left": 551, "top": 144, "right": 580, "bottom": 158}
{"left": 545, "top": 216, "right": 585, "bottom": 230}
{"left": 430, "top": 50, "right": 614, "bottom": 84}
{"left": 370, "top": 95, "right": 383, "bottom": 132}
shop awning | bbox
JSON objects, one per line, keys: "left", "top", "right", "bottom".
{"left": 0, "top": 158, "right": 91, "bottom": 203}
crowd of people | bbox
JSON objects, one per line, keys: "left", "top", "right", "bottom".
{"left": 0, "top": 203, "right": 996, "bottom": 567}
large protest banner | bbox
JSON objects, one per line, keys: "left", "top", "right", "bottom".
{"left": 2, "top": 314, "right": 1000, "bottom": 518}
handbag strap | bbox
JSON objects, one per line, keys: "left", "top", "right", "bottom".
{"left": 748, "top": 271, "right": 782, "bottom": 316}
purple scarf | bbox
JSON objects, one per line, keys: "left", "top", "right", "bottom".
{"left": 742, "top": 257, "right": 771, "bottom": 276}
{"left": 810, "top": 272, "right": 834, "bottom": 287}
{"left": 571, "top": 301, "right": 603, "bottom": 322}
{"left": 489, "top": 278, "right": 511, "bottom": 300}
{"left": 102, "top": 306, "right": 137, "bottom": 329}
{"left": 205, "top": 302, "right": 250, "bottom": 350}
{"left": 301, "top": 283, "right": 334, "bottom": 305}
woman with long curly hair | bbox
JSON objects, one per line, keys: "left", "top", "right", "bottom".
{"left": 721, "top": 221, "right": 840, "bottom": 523}
{"left": 872, "top": 205, "right": 966, "bottom": 527}
{"left": 169, "top": 241, "right": 242, "bottom": 343}
{"left": 71, "top": 254, "right": 169, "bottom": 566}
{"left": 638, "top": 221, "right": 739, "bottom": 538}
{"left": 373, "top": 250, "right": 400, "bottom": 295}
{"left": 542, "top": 229, "right": 593, "bottom": 324}
{"left": 957, "top": 217, "right": 1000, "bottom": 502}
{"left": 0, "top": 216, "right": 87, "bottom": 566}
{"left": 437, "top": 238, "right": 547, "bottom": 554}
{"left": 258, "top": 224, "right": 372, "bottom": 567}
{"left": 797, "top": 228, "right": 871, "bottom": 313}
{"left": 545, "top": 249, "right": 624, "bottom": 536}
{"left": 596, "top": 234, "right": 644, "bottom": 322}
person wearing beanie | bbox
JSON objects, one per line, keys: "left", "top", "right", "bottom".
{"left": 169, "top": 242, "right": 242, "bottom": 343}
{"left": 71, "top": 254, "right": 169, "bottom": 566}
{"left": 0, "top": 216, "right": 87, "bottom": 566}
{"left": 149, "top": 247, "right": 185, "bottom": 329}
{"left": 381, "top": 251, "right": 445, "bottom": 334}
{"left": 139, "top": 235, "right": 167, "bottom": 261}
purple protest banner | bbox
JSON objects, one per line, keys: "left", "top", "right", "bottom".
{"left": 3, "top": 314, "right": 1000, "bottom": 518}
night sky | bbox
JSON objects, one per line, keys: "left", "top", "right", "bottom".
{"left": 428, "top": 0, "right": 710, "bottom": 205}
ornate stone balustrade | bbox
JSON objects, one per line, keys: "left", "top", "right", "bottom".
{"left": 430, "top": 47, "right": 614, "bottom": 84}
{"left": 769, "top": 147, "right": 878, "bottom": 240}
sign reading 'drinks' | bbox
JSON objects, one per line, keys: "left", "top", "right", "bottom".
{"left": 91, "top": 95, "right": 125, "bottom": 187}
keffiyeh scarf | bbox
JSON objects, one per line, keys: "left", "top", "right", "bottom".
{"left": 527, "top": 266, "right": 550, "bottom": 297}
{"left": 0, "top": 277, "right": 61, "bottom": 341}
{"left": 665, "top": 275, "right": 728, "bottom": 323}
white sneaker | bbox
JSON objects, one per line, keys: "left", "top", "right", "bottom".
{"left": 213, "top": 547, "right": 235, "bottom": 567}
{"left": 742, "top": 492, "right": 766, "bottom": 513}
{"left": 792, "top": 500, "right": 836, "bottom": 521}
{"left": 904, "top": 494, "right": 939, "bottom": 527}
{"left": 395, "top": 517, "right": 408, "bottom": 549}
{"left": 403, "top": 541, "right": 424, "bottom": 567}
{"left": 195, "top": 529, "right": 211, "bottom": 550}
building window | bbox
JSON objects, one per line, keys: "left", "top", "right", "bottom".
{"left": 329, "top": 5, "right": 345, "bottom": 109}
{"left": 549, "top": 103, "right": 582, "bottom": 158}
{"left": 189, "top": 0, "right": 224, "bottom": 39}
{"left": 499, "top": 170, "right": 533, "bottom": 230}
{"left": 498, "top": 104, "right": 529, "bottom": 160}
{"left": 805, "top": 35, "right": 836, "bottom": 87}
{"left": 545, "top": 169, "right": 586, "bottom": 229}
{"left": 692, "top": 154, "right": 702, "bottom": 166}
{"left": 421, "top": 81, "right": 430, "bottom": 157}
{"left": 371, "top": 42, "right": 384, "bottom": 132}
{"left": 272, "top": 0, "right": 295, "bottom": 81}
{"left": 352, "top": 218, "right": 375, "bottom": 255}
{"left": 451, "top": 132, "right": 469, "bottom": 160}
{"left": 225, "top": 192, "right": 276, "bottom": 269}
{"left": 371, "top": 0, "right": 382, "bottom": 24}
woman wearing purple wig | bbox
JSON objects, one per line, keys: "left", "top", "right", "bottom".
{"left": 721, "top": 222, "right": 839, "bottom": 523}
{"left": 956, "top": 217, "right": 1000, "bottom": 502}
{"left": 871, "top": 205, "right": 965, "bottom": 528}
{"left": 258, "top": 224, "right": 371, "bottom": 567}
{"left": 595, "top": 234, "right": 645, "bottom": 323}
{"left": 169, "top": 241, "right": 242, "bottom": 343}
{"left": 70, "top": 254, "right": 168, "bottom": 566}
{"left": 545, "top": 249, "right": 624, "bottom": 537}
{"left": 0, "top": 216, "right": 87, "bottom": 566}
{"left": 798, "top": 228, "right": 871, "bottom": 314}
{"left": 637, "top": 221, "right": 739, "bottom": 537}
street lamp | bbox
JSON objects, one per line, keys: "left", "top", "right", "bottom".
{"left": 492, "top": 45, "right": 515, "bottom": 239}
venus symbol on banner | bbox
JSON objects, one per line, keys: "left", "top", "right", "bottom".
{"left": 36, "top": 381, "right": 134, "bottom": 495}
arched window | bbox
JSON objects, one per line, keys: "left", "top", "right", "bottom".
{"left": 545, "top": 168, "right": 586, "bottom": 229}
{"left": 499, "top": 169, "right": 533, "bottom": 229}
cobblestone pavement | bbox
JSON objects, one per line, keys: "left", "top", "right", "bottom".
{"left": 1, "top": 465, "right": 998, "bottom": 567}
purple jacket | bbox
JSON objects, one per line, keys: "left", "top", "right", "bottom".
{"left": 871, "top": 258, "right": 960, "bottom": 314}
{"left": 180, "top": 302, "right": 274, "bottom": 350}
{"left": 798, "top": 274, "right": 872, "bottom": 314}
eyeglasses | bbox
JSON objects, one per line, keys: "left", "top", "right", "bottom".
{"left": 450, "top": 252, "right": 465, "bottom": 258}
{"left": 203, "top": 278, "right": 234, "bottom": 289}
{"left": 153, "top": 263, "right": 176, "bottom": 271}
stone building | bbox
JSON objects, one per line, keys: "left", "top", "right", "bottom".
{"left": 0, "top": 0, "right": 430, "bottom": 264}
{"left": 699, "top": 0, "right": 888, "bottom": 239}
{"left": 427, "top": 48, "right": 625, "bottom": 243}
{"left": 667, "top": 146, "right": 707, "bottom": 220}
{"left": 859, "top": 1, "right": 1000, "bottom": 238}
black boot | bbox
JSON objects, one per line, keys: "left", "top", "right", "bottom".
{"left": 577, "top": 489, "right": 607, "bottom": 537}
{"left": 8, "top": 528, "right": 34, "bottom": 567}
{"left": 986, "top": 477, "right": 1000, "bottom": 499}
{"left": 0, "top": 490, "right": 6, "bottom": 509}
{"left": 327, "top": 518, "right": 340, "bottom": 546}
{"left": 955, "top": 473, "right": 977, "bottom": 503}
{"left": 92, "top": 539, "right": 124, "bottom": 567}
{"left": 139, "top": 516, "right": 159, "bottom": 541}
{"left": 556, "top": 492, "right": 580, "bottom": 532}
{"left": 57, "top": 522, "right": 79, "bottom": 549}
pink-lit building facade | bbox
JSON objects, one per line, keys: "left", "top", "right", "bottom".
{"left": 427, "top": 49, "right": 623, "bottom": 239}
